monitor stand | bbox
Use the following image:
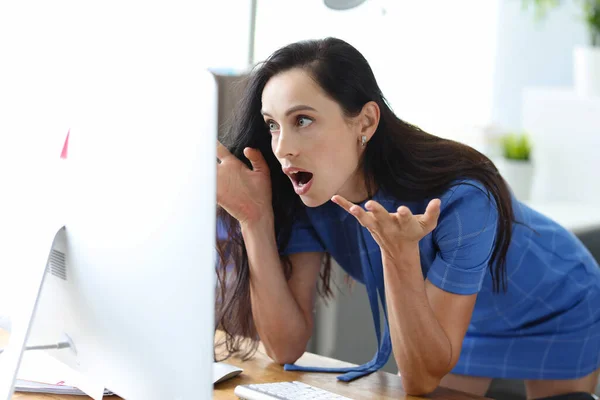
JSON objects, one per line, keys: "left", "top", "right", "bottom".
{"left": 0, "top": 225, "right": 104, "bottom": 400}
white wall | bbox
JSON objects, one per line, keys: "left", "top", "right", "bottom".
{"left": 491, "top": 0, "right": 588, "bottom": 132}
{"left": 254, "top": 0, "right": 499, "bottom": 145}
{"left": 254, "top": 0, "right": 592, "bottom": 139}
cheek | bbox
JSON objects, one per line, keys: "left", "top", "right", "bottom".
{"left": 317, "top": 125, "right": 355, "bottom": 153}
{"left": 316, "top": 134, "right": 358, "bottom": 174}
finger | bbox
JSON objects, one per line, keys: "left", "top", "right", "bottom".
{"left": 395, "top": 205, "right": 413, "bottom": 223}
{"left": 331, "top": 195, "right": 354, "bottom": 213}
{"left": 217, "top": 141, "right": 232, "bottom": 162}
{"left": 421, "top": 199, "right": 441, "bottom": 229}
{"left": 331, "top": 195, "right": 375, "bottom": 228}
{"left": 243, "top": 147, "right": 267, "bottom": 173}
{"left": 364, "top": 200, "right": 388, "bottom": 220}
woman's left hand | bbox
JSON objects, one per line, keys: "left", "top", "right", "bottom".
{"left": 332, "top": 195, "right": 441, "bottom": 257}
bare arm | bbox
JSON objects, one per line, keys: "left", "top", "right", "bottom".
{"left": 241, "top": 216, "right": 323, "bottom": 365}
{"left": 330, "top": 193, "right": 483, "bottom": 396}
{"left": 216, "top": 142, "right": 322, "bottom": 364}
{"left": 383, "top": 244, "right": 476, "bottom": 395}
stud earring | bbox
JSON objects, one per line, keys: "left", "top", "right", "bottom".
{"left": 361, "top": 135, "right": 367, "bottom": 147}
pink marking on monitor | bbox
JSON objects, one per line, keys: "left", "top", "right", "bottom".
{"left": 60, "top": 130, "right": 70, "bottom": 159}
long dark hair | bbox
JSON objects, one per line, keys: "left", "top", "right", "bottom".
{"left": 214, "top": 37, "right": 514, "bottom": 360}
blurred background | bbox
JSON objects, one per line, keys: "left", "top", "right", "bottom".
{"left": 2, "top": 1, "right": 600, "bottom": 399}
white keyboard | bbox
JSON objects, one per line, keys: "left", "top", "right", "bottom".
{"left": 234, "top": 381, "right": 353, "bottom": 400}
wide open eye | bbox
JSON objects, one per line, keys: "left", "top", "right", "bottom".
{"left": 266, "top": 120, "right": 280, "bottom": 133}
{"left": 297, "top": 116, "right": 313, "bottom": 128}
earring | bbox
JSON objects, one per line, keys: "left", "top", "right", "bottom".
{"left": 361, "top": 135, "right": 367, "bottom": 147}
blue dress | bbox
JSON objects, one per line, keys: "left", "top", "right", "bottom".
{"left": 280, "top": 180, "right": 600, "bottom": 381}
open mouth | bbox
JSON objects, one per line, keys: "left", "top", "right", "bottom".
{"left": 283, "top": 167, "right": 315, "bottom": 195}
{"left": 291, "top": 171, "right": 314, "bottom": 187}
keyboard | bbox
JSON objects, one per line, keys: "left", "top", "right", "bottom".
{"left": 234, "top": 381, "right": 353, "bottom": 400}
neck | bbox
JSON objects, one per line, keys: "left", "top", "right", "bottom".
{"left": 337, "top": 170, "right": 376, "bottom": 204}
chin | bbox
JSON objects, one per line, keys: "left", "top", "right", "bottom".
{"left": 298, "top": 193, "right": 330, "bottom": 208}
{"left": 291, "top": 177, "right": 337, "bottom": 208}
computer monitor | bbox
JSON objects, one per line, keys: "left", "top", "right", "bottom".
{"left": 0, "top": 67, "right": 218, "bottom": 400}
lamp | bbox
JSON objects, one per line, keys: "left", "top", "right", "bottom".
{"left": 323, "top": 0, "right": 367, "bottom": 10}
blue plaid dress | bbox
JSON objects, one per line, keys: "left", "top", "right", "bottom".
{"left": 281, "top": 180, "right": 600, "bottom": 380}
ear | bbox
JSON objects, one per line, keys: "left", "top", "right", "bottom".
{"left": 358, "top": 101, "right": 380, "bottom": 141}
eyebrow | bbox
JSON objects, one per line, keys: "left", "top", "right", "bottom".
{"left": 261, "top": 105, "right": 317, "bottom": 118}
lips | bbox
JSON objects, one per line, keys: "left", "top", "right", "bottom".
{"left": 283, "top": 167, "right": 314, "bottom": 195}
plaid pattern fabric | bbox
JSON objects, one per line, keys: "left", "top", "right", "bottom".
{"left": 281, "top": 180, "right": 600, "bottom": 380}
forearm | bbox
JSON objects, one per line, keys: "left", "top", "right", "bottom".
{"left": 383, "top": 244, "right": 452, "bottom": 394}
{"left": 241, "top": 217, "right": 311, "bottom": 364}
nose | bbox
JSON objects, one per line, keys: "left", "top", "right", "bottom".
{"left": 273, "top": 129, "right": 299, "bottom": 159}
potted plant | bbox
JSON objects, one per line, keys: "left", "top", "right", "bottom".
{"left": 522, "top": 0, "right": 600, "bottom": 96}
{"left": 498, "top": 132, "right": 534, "bottom": 200}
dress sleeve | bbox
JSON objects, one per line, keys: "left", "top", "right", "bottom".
{"left": 426, "top": 181, "right": 498, "bottom": 295}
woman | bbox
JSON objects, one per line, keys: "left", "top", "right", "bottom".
{"left": 215, "top": 37, "right": 600, "bottom": 399}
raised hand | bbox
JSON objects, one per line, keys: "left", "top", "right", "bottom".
{"left": 331, "top": 195, "right": 441, "bottom": 257}
{"left": 217, "top": 141, "right": 272, "bottom": 226}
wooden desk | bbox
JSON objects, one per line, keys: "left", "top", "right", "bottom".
{"left": 2, "top": 330, "right": 488, "bottom": 399}
{"left": 213, "top": 337, "right": 489, "bottom": 400}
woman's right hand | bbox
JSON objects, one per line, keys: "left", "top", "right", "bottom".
{"left": 217, "top": 141, "right": 272, "bottom": 226}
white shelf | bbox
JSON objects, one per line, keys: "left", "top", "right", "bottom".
{"left": 525, "top": 201, "right": 600, "bottom": 235}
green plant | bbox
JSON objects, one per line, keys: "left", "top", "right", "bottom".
{"left": 502, "top": 132, "right": 532, "bottom": 161}
{"left": 522, "top": 0, "right": 600, "bottom": 46}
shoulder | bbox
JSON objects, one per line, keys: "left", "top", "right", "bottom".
{"left": 438, "top": 179, "right": 495, "bottom": 207}
{"left": 425, "top": 180, "right": 501, "bottom": 293}
{"left": 437, "top": 179, "right": 498, "bottom": 219}
{"left": 434, "top": 179, "right": 498, "bottom": 244}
